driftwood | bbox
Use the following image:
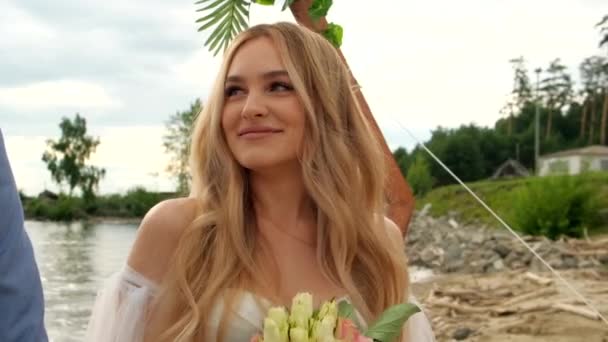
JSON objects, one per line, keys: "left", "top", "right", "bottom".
{"left": 524, "top": 272, "right": 553, "bottom": 286}
{"left": 421, "top": 269, "right": 608, "bottom": 340}
{"left": 502, "top": 287, "right": 558, "bottom": 307}
{"left": 553, "top": 303, "right": 601, "bottom": 320}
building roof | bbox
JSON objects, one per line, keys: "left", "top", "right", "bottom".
{"left": 540, "top": 145, "right": 608, "bottom": 159}
{"left": 492, "top": 159, "right": 530, "bottom": 179}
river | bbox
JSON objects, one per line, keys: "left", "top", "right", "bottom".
{"left": 25, "top": 220, "right": 432, "bottom": 341}
{"left": 26, "top": 220, "right": 137, "bottom": 342}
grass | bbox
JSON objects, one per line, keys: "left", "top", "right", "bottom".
{"left": 415, "top": 171, "right": 608, "bottom": 232}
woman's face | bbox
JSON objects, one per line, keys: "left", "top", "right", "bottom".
{"left": 222, "top": 37, "right": 307, "bottom": 172}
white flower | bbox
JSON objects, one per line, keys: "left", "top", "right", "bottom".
{"left": 268, "top": 307, "right": 289, "bottom": 340}
{"left": 312, "top": 315, "right": 337, "bottom": 341}
{"left": 290, "top": 293, "right": 313, "bottom": 330}
{"left": 263, "top": 317, "right": 287, "bottom": 342}
{"left": 318, "top": 301, "right": 338, "bottom": 320}
{"left": 289, "top": 327, "right": 310, "bottom": 342}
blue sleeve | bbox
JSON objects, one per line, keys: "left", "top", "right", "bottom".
{"left": 0, "top": 129, "right": 48, "bottom": 342}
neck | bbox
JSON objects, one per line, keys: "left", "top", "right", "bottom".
{"left": 249, "top": 164, "right": 316, "bottom": 244}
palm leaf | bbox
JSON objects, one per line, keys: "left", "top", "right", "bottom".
{"left": 195, "top": 0, "right": 251, "bottom": 56}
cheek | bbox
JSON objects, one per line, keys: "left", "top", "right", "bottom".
{"left": 221, "top": 108, "right": 235, "bottom": 135}
{"left": 292, "top": 112, "right": 307, "bottom": 151}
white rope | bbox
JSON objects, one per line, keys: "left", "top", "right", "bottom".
{"left": 392, "top": 118, "right": 608, "bottom": 325}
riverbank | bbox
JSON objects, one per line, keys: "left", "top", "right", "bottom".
{"left": 21, "top": 188, "right": 175, "bottom": 221}
{"left": 406, "top": 214, "right": 608, "bottom": 341}
{"left": 415, "top": 172, "right": 608, "bottom": 232}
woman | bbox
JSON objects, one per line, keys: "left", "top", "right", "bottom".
{"left": 86, "top": 22, "right": 435, "bottom": 341}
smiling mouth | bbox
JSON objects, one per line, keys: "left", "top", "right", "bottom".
{"left": 238, "top": 130, "right": 282, "bottom": 139}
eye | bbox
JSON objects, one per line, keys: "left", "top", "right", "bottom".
{"left": 269, "top": 82, "right": 294, "bottom": 92}
{"left": 225, "top": 86, "right": 244, "bottom": 97}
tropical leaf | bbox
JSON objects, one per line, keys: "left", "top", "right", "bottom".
{"left": 253, "top": 0, "right": 274, "bottom": 5}
{"left": 308, "top": 0, "right": 332, "bottom": 20}
{"left": 195, "top": 0, "right": 251, "bottom": 56}
{"left": 281, "top": 0, "right": 296, "bottom": 11}
{"left": 322, "top": 22, "right": 343, "bottom": 48}
{"left": 364, "top": 303, "right": 420, "bottom": 342}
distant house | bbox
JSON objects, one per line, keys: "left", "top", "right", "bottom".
{"left": 538, "top": 145, "right": 608, "bottom": 176}
{"left": 492, "top": 159, "right": 530, "bottom": 179}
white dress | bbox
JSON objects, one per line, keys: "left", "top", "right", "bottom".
{"left": 86, "top": 265, "right": 436, "bottom": 341}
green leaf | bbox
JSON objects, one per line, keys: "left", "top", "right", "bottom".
{"left": 322, "top": 22, "right": 343, "bottom": 48}
{"left": 195, "top": 0, "right": 251, "bottom": 56}
{"left": 338, "top": 300, "right": 364, "bottom": 331}
{"left": 204, "top": 17, "right": 229, "bottom": 46}
{"left": 281, "top": 0, "right": 296, "bottom": 11}
{"left": 364, "top": 303, "right": 420, "bottom": 342}
{"left": 253, "top": 0, "right": 274, "bottom": 5}
{"left": 198, "top": 0, "right": 226, "bottom": 12}
{"left": 197, "top": 2, "right": 231, "bottom": 31}
{"left": 308, "top": 0, "right": 332, "bottom": 20}
{"left": 338, "top": 300, "right": 355, "bottom": 318}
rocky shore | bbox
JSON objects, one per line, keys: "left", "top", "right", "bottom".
{"left": 406, "top": 211, "right": 608, "bottom": 275}
{"left": 404, "top": 211, "right": 608, "bottom": 341}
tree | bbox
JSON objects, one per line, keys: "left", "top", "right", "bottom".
{"left": 540, "top": 59, "right": 573, "bottom": 141}
{"left": 406, "top": 154, "right": 434, "bottom": 197}
{"left": 42, "top": 114, "right": 105, "bottom": 199}
{"left": 194, "top": 0, "right": 415, "bottom": 232}
{"left": 163, "top": 99, "right": 201, "bottom": 194}
{"left": 392, "top": 147, "right": 409, "bottom": 177}
{"left": 596, "top": 15, "right": 608, "bottom": 144}
{"left": 598, "top": 15, "right": 608, "bottom": 48}
{"left": 499, "top": 100, "right": 516, "bottom": 136}
{"left": 509, "top": 57, "right": 533, "bottom": 102}
{"left": 579, "top": 56, "right": 605, "bottom": 143}
{"left": 501, "top": 57, "right": 532, "bottom": 137}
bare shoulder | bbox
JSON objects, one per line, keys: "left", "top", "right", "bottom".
{"left": 127, "top": 197, "right": 199, "bottom": 283}
{"left": 383, "top": 216, "right": 405, "bottom": 251}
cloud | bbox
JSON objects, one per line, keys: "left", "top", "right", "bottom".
{"left": 3, "top": 0, "right": 607, "bottom": 195}
{"left": 0, "top": 80, "right": 121, "bottom": 110}
{"left": 5, "top": 126, "right": 175, "bottom": 195}
{"left": 332, "top": 0, "right": 606, "bottom": 128}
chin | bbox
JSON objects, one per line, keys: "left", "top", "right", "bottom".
{"left": 236, "top": 153, "right": 299, "bottom": 172}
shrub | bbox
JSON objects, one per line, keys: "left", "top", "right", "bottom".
{"left": 510, "top": 175, "right": 601, "bottom": 239}
{"left": 407, "top": 154, "right": 434, "bottom": 197}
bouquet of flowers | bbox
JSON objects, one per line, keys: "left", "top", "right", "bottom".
{"left": 250, "top": 293, "right": 420, "bottom": 342}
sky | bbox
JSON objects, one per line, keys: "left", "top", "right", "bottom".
{"left": 1, "top": 0, "right": 607, "bottom": 195}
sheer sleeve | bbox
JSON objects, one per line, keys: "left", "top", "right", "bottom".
{"left": 406, "top": 294, "right": 436, "bottom": 342}
{"left": 86, "top": 265, "right": 159, "bottom": 342}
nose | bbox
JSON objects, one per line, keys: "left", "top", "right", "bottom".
{"left": 241, "top": 91, "right": 268, "bottom": 119}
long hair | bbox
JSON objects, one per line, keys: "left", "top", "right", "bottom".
{"left": 148, "top": 22, "right": 410, "bottom": 341}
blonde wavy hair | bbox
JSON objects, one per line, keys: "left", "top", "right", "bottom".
{"left": 149, "top": 22, "right": 410, "bottom": 341}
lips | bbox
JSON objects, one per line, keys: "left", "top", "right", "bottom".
{"left": 238, "top": 126, "right": 283, "bottom": 138}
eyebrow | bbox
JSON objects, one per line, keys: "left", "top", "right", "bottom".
{"left": 225, "top": 70, "right": 289, "bottom": 83}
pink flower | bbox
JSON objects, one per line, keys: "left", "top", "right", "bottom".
{"left": 336, "top": 318, "right": 373, "bottom": 342}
